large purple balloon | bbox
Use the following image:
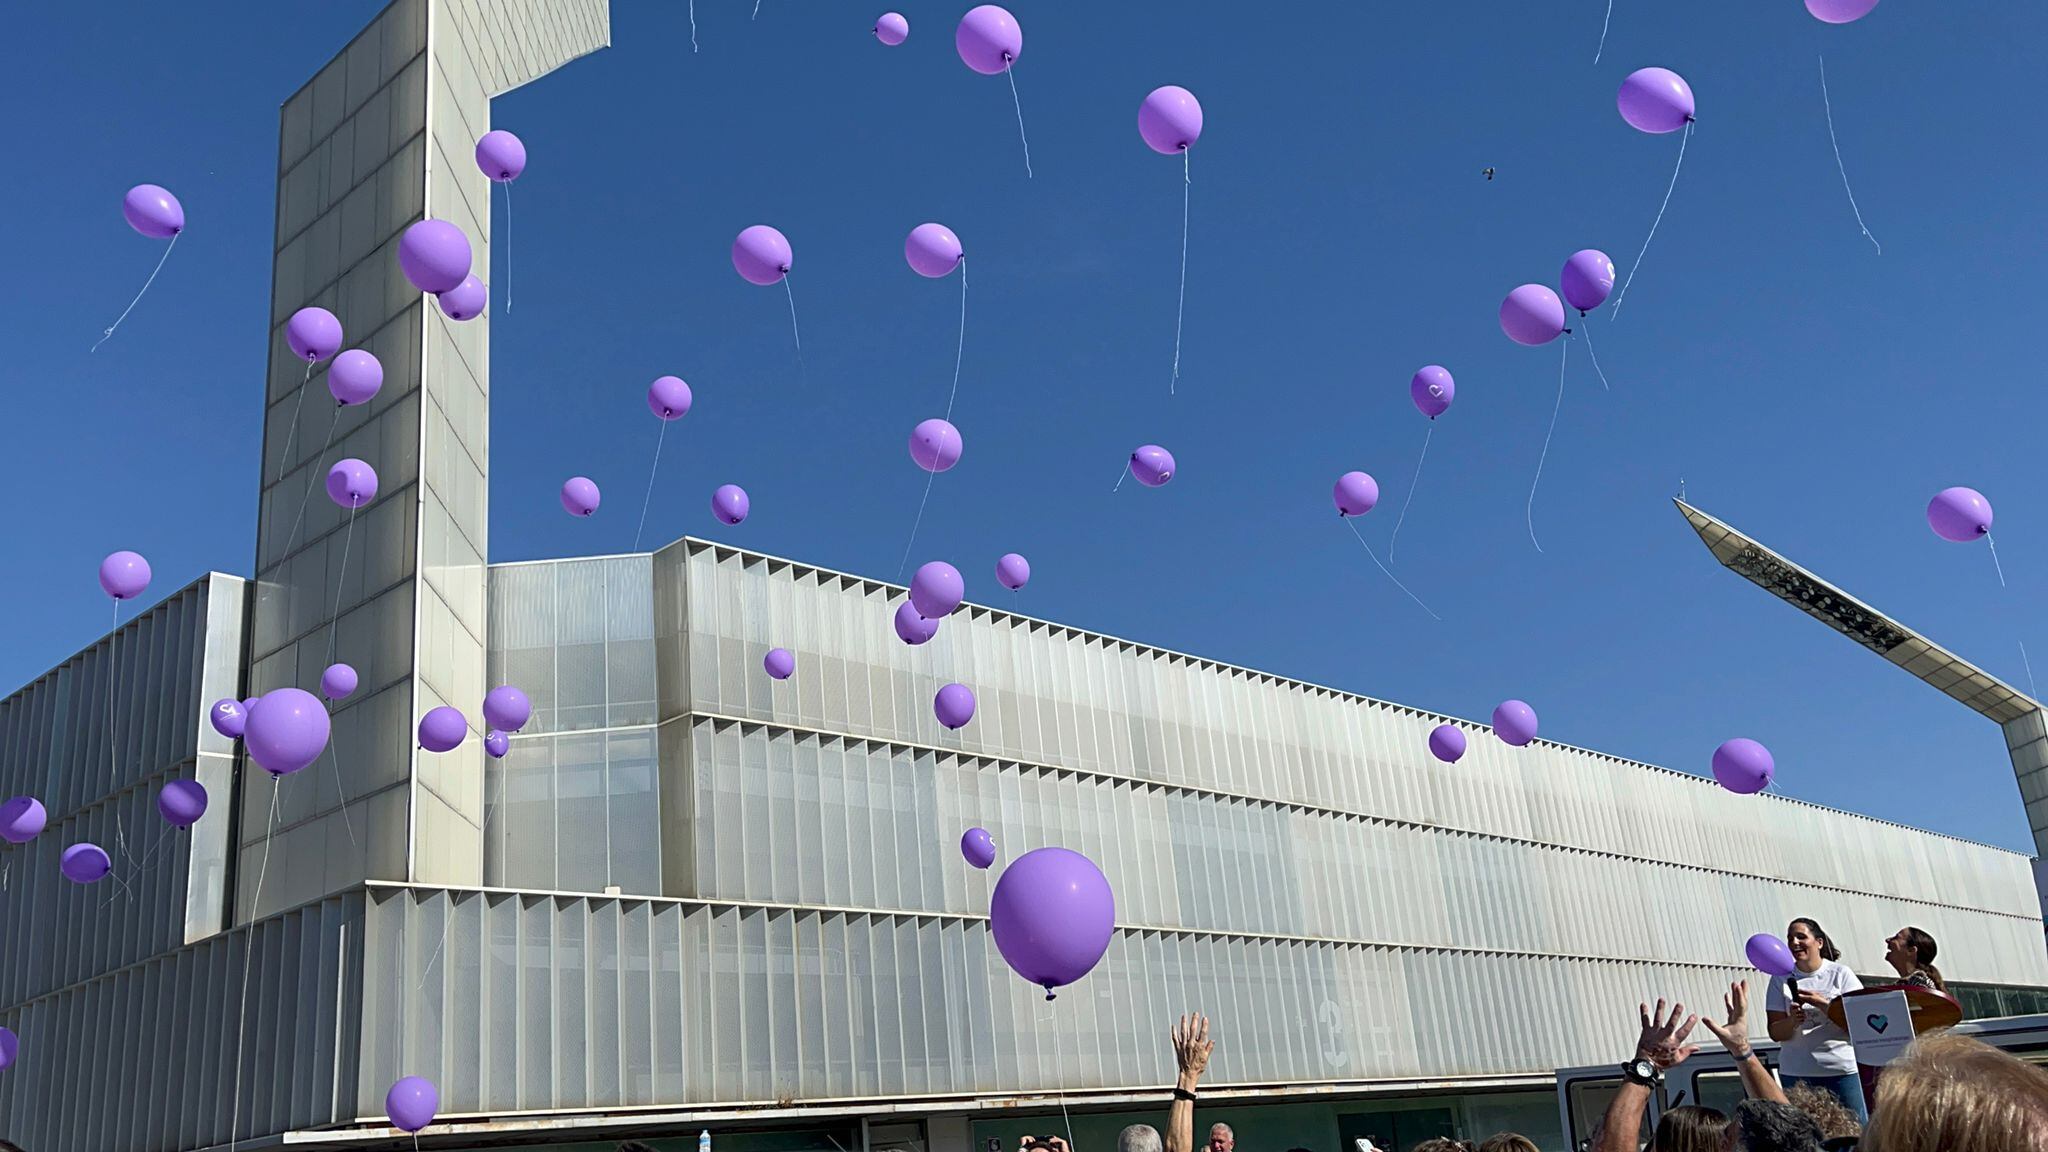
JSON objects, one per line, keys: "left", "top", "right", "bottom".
{"left": 764, "top": 648, "right": 796, "bottom": 681}
{"left": 1560, "top": 249, "right": 1617, "bottom": 314}
{"left": 0, "top": 796, "right": 47, "bottom": 845}
{"left": 909, "top": 419, "right": 964, "bottom": 473}
{"left": 1492, "top": 699, "right": 1539, "bottom": 747}
{"left": 648, "top": 375, "right": 693, "bottom": 420}
{"left": 1129, "top": 445, "right": 1176, "bottom": 488}
{"left": 989, "top": 846, "right": 1114, "bottom": 997}
{"left": 910, "top": 561, "right": 965, "bottom": 619}
{"left": 286, "top": 306, "right": 343, "bottom": 363}
{"left": 1428, "top": 724, "right": 1467, "bottom": 764}
{"left": 399, "top": 219, "right": 473, "bottom": 294}
{"left": 0, "top": 1025, "right": 16, "bottom": 1071}
{"left": 961, "top": 827, "right": 997, "bottom": 869}
{"left": 1411, "top": 365, "right": 1455, "bottom": 419}
{"left": 956, "top": 5, "right": 1022, "bottom": 74}
{"left": 875, "top": 12, "right": 910, "bottom": 45}
{"left": 386, "top": 1076, "right": 439, "bottom": 1134}
{"left": 437, "top": 274, "right": 487, "bottom": 321}
{"left": 561, "top": 477, "right": 601, "bottom": 517}
{"left": 482, "top": 685, "right": 532, "bottom": 733}
{"left": 935, "top": 683, "right": 977, "bottom": 729}
{"left": 326, "top": 459, "right": 378, "bottom": 509}
{"left": 1927, "top": 487, "right": 1993, "bottom": 543}
{"left": 732, "top": 225, "right": 793, "bottom": 286}
{"left": 157, "top": 779, "right": 208, "bottom": 828}
{"left": 1617, "top": 68, "right": 1696, "bottom": 135}
{"left": 123, "top": 184, "right": 185, "bottom": 239}
{"left": 60, "top": 843, "right": 111, "bottom": 884}
{"left": 906, "top": 223, "right": 964, "bottom": 278}
{"left": 712, "top": 484, "right": 751, "bottom": 525}
{"left": 1138, "top": 86, "right": 1204, "bottom": 154}
{"left": 1500, "top": 284, "right": 1566, "bottom": 347}
{"left": 246, "top": 688, "right": 331, "bottom": 775}
{"left": 475, "top": 130, "right": 527, "bottom": 182}
{"left": 1746, "top": 932, "right": 1797, "bottom": 978}
{"left": 1806, "top": 0, "right": 1879, "bottom": 23}
{"left": 99, "top": 550, "right": 151, "bottom": 601}
{"left": 484, "top": 730, "right": 510, "bottom": 759}
{"left": 1333, "top": 472, "right": 1380, "bottom": 518}
{"left": 418, "top": 706, "right": 467, "bottom": 753}
{"left": 209, "top": 699, "right": 248, "bottom": 739}
{"left": 320, "top": 662, "right": 359, "bottom": 702}
{"left": 1712, "top": 738, "right": 1775, "bottom": 795}
{"left": 894, "top": 601, "right": 939, "bottom": 645}
{"left": 328, "top": 349, "right": 384, "bottom": 406}
{"left": 996, "top": 552, "right": 1031, "bottom": 591}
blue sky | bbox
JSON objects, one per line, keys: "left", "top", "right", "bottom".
{"left": 3, "top": 2, "right": 2044, "bottom": 853}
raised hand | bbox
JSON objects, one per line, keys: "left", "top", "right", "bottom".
{"left": 1635, "top": 998, "right": 1700, "bottom": 1069}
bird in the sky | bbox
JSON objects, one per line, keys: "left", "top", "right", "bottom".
{"left": 1483, "top": 167, "right": 1495, "bottom": 181}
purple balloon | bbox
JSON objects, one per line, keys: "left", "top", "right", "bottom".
{"left": 157, "top": 779, "right": 208, "bottom": 829}
{"left": 1138, "top": 85, "right": 1204, "bottom": 155}
{"left": 99, "top": 550, "right": 151, "bottom": 601}
{"left": 1560, "top": 249, "right": 1617, "bottom": 314}
{"left": 1411, "top": 365, "right": 1455, "bottom": 419}
{"left": 905, "top": 223, "right": 963, "bottom": 278}
{"left": 1617, "top": 68, "right": 1696, "bottom": 135}
{"left": 712, "top": 484, "right": 751, "bottom": 526}
{"left": 475, "top": 130, "right": 527, "bottom": 182}
{"left": 561, "top": 476, "right": 601, "bottom": 517}
{"left": 482, "top": 685, "right": 532, "bottom": 733}
{"left": 246, "top": 688, "right": 331, "bottom": 775}
{"left": 910, "top": 561, "right": 965, "bottom": 619}
{"left": 436, "top": 274, "right": 487, "bottom": 321}
{"left": 1806, "top": 0, "right": 1879, "bottom": 23}
{"left": 123, "top": 184, "right": 184, "bottom": 239}
{"left": 1428, "top": 724, "right": 1467, "bottom": 764}
{"left": 418, "top": 706, "right": 467, "bottom": 753}
{"left": 961, "top": 826, "right": 997, "bottom": 869}
{"left": 996, "top": 552, "right": 1031, "bottom": 591}
{"left": 875, "top": 12, "right": 910, "bottom": 45}
{"left": 1746, "top": 932, "right": 1797, "bottom": 978}
{"left": 326, "top": 458, "right": 378, "bottom": 509}
{"left": 320, "top": 662, "right": 359, "bottom": 702}
{"left": 935, "top": 683, "right": 977, "bottom": 729}
{"left": 242, "top": 696, "right": 261, "bottom": 720}
{"left": 1333, "top": 472, "right": 1380, "bottom": 518}
{"left": 1927, "top": 487, "right": 1993, "bottom": 543}
{"left": 0, "top": 1025, "right": 16, "bottom": 1070}
{"left": 1500, "top": 284, "right": 1566, "bottom": 347}
{"left": 732, "top": 225, "right": 793, "bottom": 286}
{"left": 209, "top": 699, "right": 248, "bottom": 739}
{"left": 399, "top": 219, "right": 473, "bottom": 295}
{"left": 989, "top": 846, "right": 1115, "bottom": 997}
{"left": 1492, "top": 700, "right": 1539, "bottom": 747}
{"left": 648, "top": 375, "right": 693, "bottom": 421}
{"left": 286, "top": 306, "right": 343, "bottom": 363}
{"left": 484, "top": 730, "right": 510, "bottom": 759}
{"left": 328, "top": 349, "right": 384, "bottom": 406}
{"left": 956, "top": 4, "right": 1022, "bottom": 74}
{"left": 1712, "top": 738, "right": 1775, "bottom": 795}
{"left": 764, "top": 647, "right": 796, "bottom": 680}
{"left": 60, "top": 843, "right": 111, "bottom": 884}
{"left": 1129, "top": 445, "right": 1176, "bottom": 488}
{"left": 386, "top": 1076, "right": 439, "bottom": 1134}
{"left": 909, "top": 418, "right": 964, "bottom": 473}
{"left": 0, "top": 796, "right": 47, "bottom": 845}
{"left": 894, "top": 601, "right": 940, "bottom": 645}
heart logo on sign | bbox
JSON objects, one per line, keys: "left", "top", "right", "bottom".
{"left": 1866, "top": 1014, "right": 1890, "bottom": 1034}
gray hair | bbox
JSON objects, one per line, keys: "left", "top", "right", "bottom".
{"left": 1209, "top": 1125, "right": 1235, "bottom": 1141}
{"left": 1119, "top": 1125, "right": 1164, "bottom": 1152}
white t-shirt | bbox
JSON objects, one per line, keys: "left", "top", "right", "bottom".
{"left": 1764, "top": 959, "right": 1864, "bottom": 1075}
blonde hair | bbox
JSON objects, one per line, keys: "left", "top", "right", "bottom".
{"left": 1862, "top": 1033, "right": 2048, "bottom": 1152}
{"left": 1785, "top": 1083, "right": 1861, "bottom": 1141}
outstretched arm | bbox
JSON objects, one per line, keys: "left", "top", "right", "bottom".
{"left": 1700, "top": 981, "right": 1787, "bottom": 1104}
{"left": 1596, "top": 999, "right": 1699, "bottom": 1152}
{"left": 1166, "top": 1014, "right": 1213, "bottom": 1152}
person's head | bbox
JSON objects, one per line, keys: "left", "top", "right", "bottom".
{"left": 1729, "top": 1099, "right": 1825, "bottom": 1152}
{"left": 1478, "top": 1135, "right": 1540, "bottom": 1152}
{"left": 1409, "top": 1141, "right": 1474, "bottom": 1152}
{"left": 1651, "top": 1104, "right": 1729, "bottom": 1152}
{"left": 618, "top": 1143, "right": 659, "bottom": 1152}
{"left": 1859, "top": 1032, "right": 2048, "bottom": 1152}
{"left": 1208, "top": 1123, "right": 1235, "bottom": 1152}
{"left": 1119, "top": 1125, "right": 1164, "bottom": 1152}
{"left": 1883, "top": 926, "right": 1945, "bottom": 987}
{"left": 1786, "top": 918, "right": 1840, "bottom": 968}
{"left": 1784, "top": 1084, "right": 1861, "bottom": 1142}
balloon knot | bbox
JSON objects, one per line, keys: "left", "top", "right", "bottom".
{"left": 1043, "top": 988, "right": 1057, "bottom": 1001}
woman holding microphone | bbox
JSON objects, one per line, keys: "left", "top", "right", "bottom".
{"left": 1764, "top": 918, "right": 1867, "bottom": 1123}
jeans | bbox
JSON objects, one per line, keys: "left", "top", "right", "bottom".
{"left": 1784, "top": 1071, "right": 1870, "bottom": 1125}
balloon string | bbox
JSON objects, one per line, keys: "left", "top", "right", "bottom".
{"left": 281, "top": 405, "right": 343, "bottom": 566}
{"left": 107, "top": 599, "right": 142, "bottom": 891}
{"left": 1005, "top": 61, "right": 1034, "bottom": 179}
{"left": 2020, "top": 640, "right": 2040, "bottom": 702}
{"left": 634, "top": 419, "right": 668, "bottom": 553}
{"left": 897, "top": 470, "right": 938, "bottom": 581}
{"left": 752, "top": 0, "right": 761, "bottom": 18}
{"left": 323, "top": 504, "right": 359, "bottom": 848}
{"left": 1527, "top": 337, "right": 1569, "bottom": 554}
{"left": 1986, "top": 532, "right": 2009, "bottom": 589}
{"left": 1580, "top": 317, "right": 1612, "bottom": 390}
{"left": 1819, "top": 56, "right": 1881, "bottom": 255}
{"left": 1594, "top": 0, "right": 1615, "bottom": 64}
{"left": 1170, "top": 147, "right": 1190, "bottom": 395}
{"left": 418, "top": 761, "right": 507, "bottom": 990}
{"left": 1111, "top": 458, "right": 1129, "bottom": 493}
{"left": 944, "top": 257, "right": 967, "bottom": 422}
{"left": 276, "top": 361, "right": 316, "bottom": 486}
{"left": 1387, "top": 422, "right": 1434, "bottom": 566}
{"left": 229, "top": 781, "right": 282, "bottom": 1152}
{"left": 1345, "top": 517, "right": 1442, "bottom": 621}
{"left": 93, "top": 231, "right": 179, "bottom": 352}
{"left": 502, "top": 180, "right": 514, "bottom": 312}
{"left": 781, "top": 276, "right": 802, "bottom": 353}
{"left": 689, "top": 0, "right": 698, "bottom": 51}
{"left": 1611, "top": 118, "right": 1691, "bottom": 321}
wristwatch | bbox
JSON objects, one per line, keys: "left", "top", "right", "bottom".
{"left": 1621, "top": 1057, "right": 1662, "bottom": 1087}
